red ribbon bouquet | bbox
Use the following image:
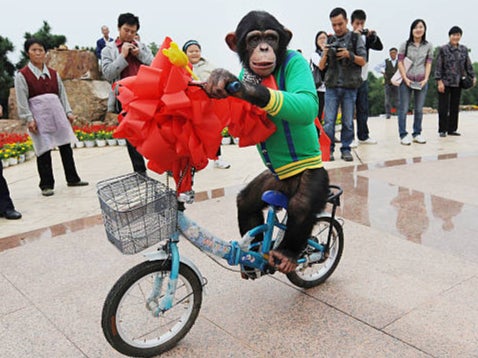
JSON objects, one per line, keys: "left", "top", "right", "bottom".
{"left": 113, "top": 37, "right": 275, "bottom": 193}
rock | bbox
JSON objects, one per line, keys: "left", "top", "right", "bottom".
{"left": 0, "top": 119, "right": 25, "bottom": 134}
{"left": 46, "top": 49, "right": 101, "bottom": 80}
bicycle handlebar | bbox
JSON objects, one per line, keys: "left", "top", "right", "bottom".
{"left": 226, "top": 81, "right": 242, "bottom": 94}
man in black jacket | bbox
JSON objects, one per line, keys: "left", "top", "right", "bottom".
{"left": 351, "top": 9, "right": 383, "bottom": 145}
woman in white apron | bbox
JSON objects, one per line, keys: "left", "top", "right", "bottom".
{"left": 14, "top": 38, "right": 88, "bottom": 196}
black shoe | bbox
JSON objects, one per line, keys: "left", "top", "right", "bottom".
{"left": 439, "top": 132, "right": 447, "bottom": 137}
{"left": 341, "top": 151, "right": 353, "bottom": 162}
{"left": 1, "top": 209, "right": 22, "bottom": 220}
{"left": 67, "top": 181, "right": 89, "bottom": 187}
{"left": 448, "top": 132, "right": 461, "bottom": 136}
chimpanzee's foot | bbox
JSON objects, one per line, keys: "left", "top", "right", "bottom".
{"left": 268, "top": 250, "right": 298, "bottom": 274}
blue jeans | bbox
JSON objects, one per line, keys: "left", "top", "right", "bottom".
{"left": 324, "top": 87, "right": 357, "bottom": 153}
{"left": 398, "top": 82, "right": 428, "bottom": 138}
{"left": 355, "top": 80, "right": 369, "bottom": 141}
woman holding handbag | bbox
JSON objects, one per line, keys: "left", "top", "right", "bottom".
{"left": 435, "top": 26, "right": 476, "bottom": 137}
{"left": 396, "top": 19, "right": 433, "bottom": 145}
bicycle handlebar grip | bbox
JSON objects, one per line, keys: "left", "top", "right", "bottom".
{"left": 226, "top": 81, "right": 242, "bottom": 94}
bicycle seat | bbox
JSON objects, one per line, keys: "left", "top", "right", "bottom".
{"left": 262, "top": 190, "right": 288, "bottom": 209}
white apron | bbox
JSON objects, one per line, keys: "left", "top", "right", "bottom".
{"left": 28, "top": 93, "right": 77, "bottom": 156}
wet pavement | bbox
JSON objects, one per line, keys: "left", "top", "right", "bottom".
{"left": 1, "top": 112, "right": 478, "bottom": 357}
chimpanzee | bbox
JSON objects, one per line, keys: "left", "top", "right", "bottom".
{"left": 204, "top": 11, "right": 330, "bottom": 277}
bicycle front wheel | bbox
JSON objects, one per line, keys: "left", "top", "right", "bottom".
{"left": 287, "top": 216, "right": 344, "bottom": 288}
{"left": 102, "top": 260, "right": 203, "bottom": 357}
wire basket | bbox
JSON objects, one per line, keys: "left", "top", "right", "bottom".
{"left": 97, "top": 173, "right": 177, "bottom": 254}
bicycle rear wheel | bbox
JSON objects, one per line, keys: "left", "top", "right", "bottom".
{"left": 287, "top": 216, "right": 343, "bottom": 288}
{"left": 102, "top": 260, "right": 203, "bottom": 357}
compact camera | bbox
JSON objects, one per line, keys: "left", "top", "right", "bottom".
{"left": 361, "top": 29, "right": 369, "bottom": 35}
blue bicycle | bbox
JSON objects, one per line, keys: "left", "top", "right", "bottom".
{"left": 98, "top": 172, "right": 344, "bottom": 357}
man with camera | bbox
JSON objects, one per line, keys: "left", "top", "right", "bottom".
{"left": 351, "top": 9, "right": 383, "bottom": 146}
{"left": 101, "top": 12, "right": 154, "bottom": 175}
{"left": 319, "top": 7, "right": 367, "bottom": 161}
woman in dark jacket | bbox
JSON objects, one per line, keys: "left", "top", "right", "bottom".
{"left": 435, "top": 26, "right": 476, "bottom": 137}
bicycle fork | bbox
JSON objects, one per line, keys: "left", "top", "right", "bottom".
{"left": 145, "top": 234, "right": 180, "bottom": 316}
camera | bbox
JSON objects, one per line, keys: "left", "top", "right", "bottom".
{"left": 326, "top": 40, "right": 345, "bottom": 50}
{"left": 361, "top": 29, "right": 369, "bottom": 35}
{"left": 326, "top": 40, "right": 346, "bottom": 60}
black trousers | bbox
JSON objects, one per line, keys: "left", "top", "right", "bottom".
{"left": 126, "top": 140, "right": 147, "bottom": 173}
{"left": 438, "top": 86, "right": 462, "bottom": 133}
{"left": 36, "top": 143, "right": 81, "bottom": 190}
{"left": 0, "top": 159, "right": 15, "bottom": 212}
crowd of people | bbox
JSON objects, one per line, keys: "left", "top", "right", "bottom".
{"left": 310, "top": 7, "right": 476, "bottom": 160}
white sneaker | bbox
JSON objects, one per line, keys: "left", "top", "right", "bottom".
{"left": 359, "top": 137, "right": 377, "bottom": 144}
{"left": 400, "top": 135, "right": 412, "bottom": 145}
{"left": 214, "top": 158, "right": 231, "bottom": 169}
{"left": 350, "top": 139, "right": 358, "bottom": 148}
{"left": 413, "top": 134, "right": 427, "bottom": 144}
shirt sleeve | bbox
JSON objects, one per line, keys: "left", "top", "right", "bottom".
{"left": 101, "top": 45, "right": 128, "bottom": 83}
{"left": 137, "top": 42, "right": 154, "bottom": 66}
{"left": 14, "top": 72, "right": 33, "bottom": 122}
{"left": 355, "top": 35, "right": 367, "bottom": 59}
{"left": 434, "top": 46, "right": 443, "bottom": 80}
{"left": 398, "top": 42, "right": 407, "bottom": 62}
{"left": 261, "top": 53, "right": 318, "bottom": 124}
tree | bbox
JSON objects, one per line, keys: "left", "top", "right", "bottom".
{"left": 367, "top": 72, "right": 384, "bottom": 117}
{"left": 148, "top": 42, "right": 159, "bottom": 56}
{"left": 16, "top": 21, "right": 67, "bottom": 69}
{"left": 0, "top": 36, "right": 15, "bottom": 118}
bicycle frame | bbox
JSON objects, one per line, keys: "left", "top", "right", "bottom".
{"left": 144, "top": 186, "right": 342, "bottom": 312}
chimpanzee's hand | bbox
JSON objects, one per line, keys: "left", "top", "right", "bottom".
{"left": 203, "top": 69, "right": 239, "bottom": 99}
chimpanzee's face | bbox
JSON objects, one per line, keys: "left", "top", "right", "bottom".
{"left": 245, "top": 29, "right": 280, "bottom": 77}
{"left": 226, "top": 11, "right": 292, "bottom": 78}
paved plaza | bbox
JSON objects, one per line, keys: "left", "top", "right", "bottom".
{"left": 1, "top": 112, "right": 478, "bottom": 357}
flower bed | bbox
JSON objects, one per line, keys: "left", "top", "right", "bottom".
{"left": 1, "top": 124, "right": 120, "bottom": 168}
{"left": 73, "top": 124, "right": 118, "bottom": 147}
{"left": 0, "top": 132, "right": 33, "bottom": 167}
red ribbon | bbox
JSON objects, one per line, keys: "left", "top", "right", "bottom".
{"left": 113, "top": 37, "right": 276, "bottom": 193}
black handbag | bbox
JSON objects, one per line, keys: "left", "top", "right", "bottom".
{"left": 460, "top": 54, "right": 474, "bottom": 90}
{"left": 460, "top": 73, "right": 474, "bottom": 89}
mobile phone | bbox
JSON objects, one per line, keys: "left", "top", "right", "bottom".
{"left": 410, "top": 82, "right": 422, "bottom": 90}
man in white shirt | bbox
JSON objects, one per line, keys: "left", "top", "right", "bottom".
{"left": 375, "top": 48, "right": 399, "bottom": 119}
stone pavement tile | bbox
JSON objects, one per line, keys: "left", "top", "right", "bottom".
{"left": 159, "top": 318, "right": 260, "bottom": 358}
{"left": 0, "top": 274, "right": 28, "bottom": 315}
{"left": 385, "top": 277, "right": 478, "bottom": 357}
{"left": 0, "top": 307, "right": 84, "bottom": 358}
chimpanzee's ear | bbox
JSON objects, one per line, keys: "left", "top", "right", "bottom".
{"left": 225, "top": 32, "right": 238, "bottom": 52}
{"left": 284, "top": 28, "right": 293, "bottom": 46}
